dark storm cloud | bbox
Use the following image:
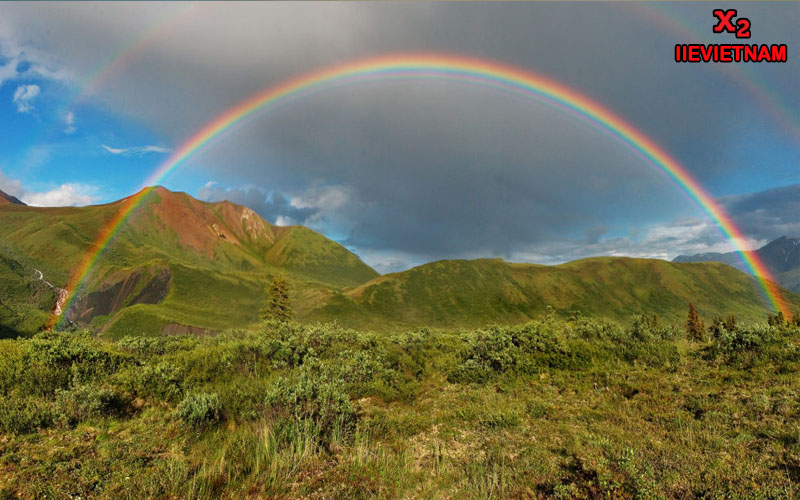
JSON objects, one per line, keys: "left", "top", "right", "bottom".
{"left": 196, "top": 183, "right": 318, "bottom": 226}
{"left": 721, "top": 184, "right": 800, "bottom": 240}
{"left": 1, "top": 2, "right": 798, "bottom": 267}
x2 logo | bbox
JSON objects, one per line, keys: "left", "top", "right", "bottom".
{"left": 675, "top": 9, "right": 787, "bottom": 63}
{"left": 712, "top": 9, "right": 750, "bottom": 39}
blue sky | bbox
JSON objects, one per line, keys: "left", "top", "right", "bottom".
{"left": 1, "top": 2, "right": 799, "bottom": 271}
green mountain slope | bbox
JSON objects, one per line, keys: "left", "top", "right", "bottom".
{"left": 0, "top": 187, "right": 378, "bottom": 336}
{"left": 2, "top": 186, "right": 796, "bottom": 337}
{"left": 306, "top": 257, "right": 800, "bottom": 328}
{"left": 674, "top": 236, "right": 800, "bottom": 292}
{"left": 0, "top": 242, "right": 60, "bottom": 337}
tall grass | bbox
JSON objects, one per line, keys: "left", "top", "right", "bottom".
{"left": 1, "top": 316, "right": 799, "bottom": 498}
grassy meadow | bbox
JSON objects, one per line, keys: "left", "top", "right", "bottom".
{"left": 2, "top": 313, "right": 800, "bottom": 499}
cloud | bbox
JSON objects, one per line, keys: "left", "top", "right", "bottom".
{"left": 101, "top": 145, "right": 126, "bottom": 155}
{"left": 196, "top": 182, "right": 319, "bottom": 225}
{"left": 0, "top": 34, "right": 70, "bottom": 88}
{"left": 12, "top": 84, "right": 39, "bottom": 112}
{"left": 63, "top": 111, "right": 75, "bottom": 133}
{"left": 101, "top": 144, "right": 170, "bottom": 156}
{"left": 0, "top": 170, "right": 98, "bottom": 207}
{"left": 0, "top": 170, "right": 24, "bottom": 197}
{"left": 719, "top": 184, "right": 800, "bottom": 241}
{"left": 22, "top": 183, "right": 98, "bottom": 207}
{"left": 0, "top": 4, "right": 798, "bottom": 267}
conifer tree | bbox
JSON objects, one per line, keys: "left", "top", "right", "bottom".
{"left": 724, "top": 314, "right": 737, "bottom": 332}
{"left": 686, "top": 302, "right": 705, "bottom": 341}
{"left": 261, "top": 275, "right": 293, "bottom": 323}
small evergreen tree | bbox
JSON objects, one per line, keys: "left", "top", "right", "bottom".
{"left": 686, "top": 302, "right": 705, "bottom": 341}
{"left": 768, "top": 311, "right": 786, "bottom": 327}
{"left": 724, "top": 314, "right": 737, "bottom": 332}
{"left": 261, "top": 275, "right": 293, "bottom": 323}
{"left": 708, "top": 315, "right": 725, "bottom": 340}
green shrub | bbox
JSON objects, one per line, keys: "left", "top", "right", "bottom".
{"left": 266, "top": 364, "right": 356, "bottom": 444}
{"left": 706, "top": 324, "right": 798, "bottom": 367}
{"left": 0, "top": 395, "right": 54, "bottom": 434}
{"left": 449, "top": 326, "right": 519, "bottom": 383}
{"left": 176, "top": 392, "right": 222, "bottom": 427}
{"left": 116, "top": 361, "right": 185, "bottom": 402}
{"left": 55, "top": 384, "right": 130, "bottom": 427}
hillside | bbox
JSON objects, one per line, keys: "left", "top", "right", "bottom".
{"left": 0, "top": 188, "right": 25, "bottom": 205}
{"left": 0, "top": 187, "right": 378, "bottom": 336}
{"left": 674, "top": 236, "right": 800, "bottom": 292}
{"left": 306, "top": 257, "right": 800, "bottom": 328}
{"left": 2, "top": 187, "right": 797, "bottom": 337}
{"left": 0, "top": 242, "right": 59, "bottom": 338}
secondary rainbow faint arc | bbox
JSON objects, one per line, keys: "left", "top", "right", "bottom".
{"left": 54, "top": 53, "right": 790, "bottom": 326}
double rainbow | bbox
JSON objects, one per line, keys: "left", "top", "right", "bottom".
{"left": 54, "top": 53, "right": 789, "bottom": 326}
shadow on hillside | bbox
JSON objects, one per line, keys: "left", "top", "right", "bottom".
{"left": 0, "top": 322, "right": 26, "bottom": 340}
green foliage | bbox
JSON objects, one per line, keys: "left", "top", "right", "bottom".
{"left": 176, "top": 391, "right": 222, "bottom": 428}
{"left": 0, "top": 395, "right": 54, "bottom": 434}
{"left": 686, "top": 302, "right": 705, "bottom": 341}
{"left": 768, "top": 311, "right": 787, "bottom": 327}
{"left": 267, "top": 363, "right": 356, "bottom": 445}
{"left": 0, "top": 317, "right": 799, "bottom": 498}
{"left": 706, "top": 323, "right": 800, "bottom": 368}
{"left": 55, "top": 384, "right": 130, "bottom": 427}
{"left": 261, "top": 275, "right": 294, "bottom": 323}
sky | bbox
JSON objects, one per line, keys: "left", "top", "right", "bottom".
{"left": 0, "top": 2, "right": 798, "bottom": 273}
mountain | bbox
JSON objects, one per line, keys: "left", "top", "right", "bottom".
{"left": 0, "top": 186, "right": 378, "bottom": 336}
{"left": 0, "top": 189, "right": 25, "bottom": 205}
{"left": 674, "top": 236, "right": 800, "bottom": 292}
{"left": 305, "top": 256, "right": 800, "bottom": 328}
{"left": 1, "top": 187, "right": 797, "bottom": 337}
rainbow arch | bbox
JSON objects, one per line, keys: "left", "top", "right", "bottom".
{"left": 54, "top": 52, "right": 790, "bottom": 326}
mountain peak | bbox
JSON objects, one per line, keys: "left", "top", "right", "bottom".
{"left": 673, "top": 235, "right": 800, "bottom": 290}
{"left": 769, "top": 235, "right": 800, "bottom": 246}
{"left": 0, "top": 189, "right": 26, "bottom": 206}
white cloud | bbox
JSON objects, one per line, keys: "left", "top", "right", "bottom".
{"left": 0, "top": 23, "right": 73, "bottom": 88}
{"left": 504, "top": 216, "right": 768, "bottom": 267}
{"left": 0, "top": 170, "right": 24, "bottom": 198}
{"left": 22, "top": 183, "right": 98, "bottom": 207}
{"left": 0, "top": 170, "right": 98, "bottom": 207}
{"left": 101, "top": 144, "right": 126, "bottom": 155}
{"left": 290, "top": 185, "right": 352, "bottom": 225}
{"left": 101, "top": 144, "right": 170, "bottom": 156}
{"left": 12, "top": 84, "right": 39, "bottom": 112}
{"left": 63, "top": 111, "right": 75, "bottom": 133}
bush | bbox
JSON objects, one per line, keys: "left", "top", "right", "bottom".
{"left": 0, "top": 396, "right": 54, "bottom": 434}
{"left": 116, "top": 361, "right": 185, "bottom": 402}
{"left": 266, "top": 364, "right": 356, "bottom": 444}
{"left": 449, "top": 326, "right": 520, "bottom": 383}
{"left": 55, "top": 384, "right": 130, "bottom": 427}
{"left": 706, "top": 324, "right": 799, "bottom": 367}
{"left": 176, "top": 391, "right": 222, "bottom": 427}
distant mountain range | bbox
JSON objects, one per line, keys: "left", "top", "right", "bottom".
{"left": 674, "top": 236, "right": 800, "bottom": 292}
{"left": 1, "top": 186, "right": 797, "bottom": 337}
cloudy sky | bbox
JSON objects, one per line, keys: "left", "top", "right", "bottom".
{"left": 0, "top": 2, "right": 798, "bottom": 272}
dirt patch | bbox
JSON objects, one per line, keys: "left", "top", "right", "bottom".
{"left": 67, "top": 267, "right": 171, "bottom": 324}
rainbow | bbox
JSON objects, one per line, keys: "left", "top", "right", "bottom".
{"left": 54, "top": 53, "right": 790, "bottom": 326}
{"left": 25, "top": 4, "right": 195, "bottom": 154}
